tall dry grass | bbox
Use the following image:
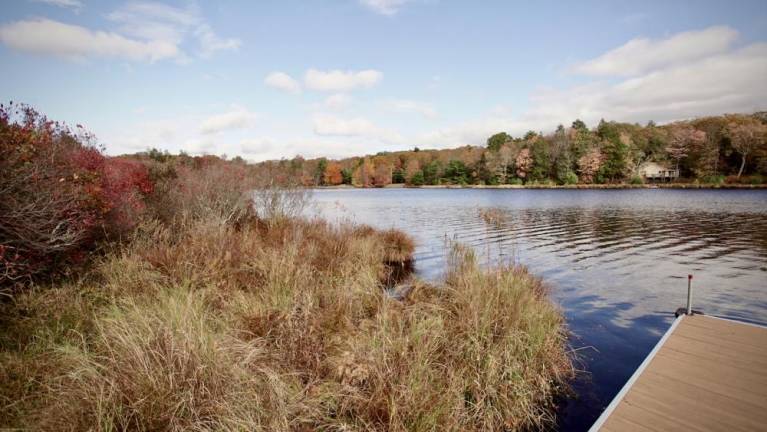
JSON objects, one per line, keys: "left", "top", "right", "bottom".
{"left": 40, "top": 288, "right": 294, "bottom": 432}
{"left": 0, "top": 163, "right": 572, "bottom": 431}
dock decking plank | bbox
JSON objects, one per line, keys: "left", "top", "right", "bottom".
{"left": 663, "top": 334, "right": 767, "bottom": 370}
{"left": 591, "top": 315, "right": 767, "bottom": 432}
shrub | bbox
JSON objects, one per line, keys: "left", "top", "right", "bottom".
{"left": 701, "top": 174, "right": 725, "bottom": 185}
{"left": 560, "top": 170, "right": 579, "bottom": 185}
{"left": 748, "top": 174, "right": 765, "bottom": 184}
{"left": 0, "top": 103, "right": 151, "bottom": 288}
{"left": 146, "top": 162, "right": 257, "bottom": 227}
{"left": 101, "top": 157, "right": 154, "bottom": 235}
{"left": 629, "top": 176, "right": 644, "bottom": 185}
{"left": 409, "top": 170, "right": 425, "bottom": 186}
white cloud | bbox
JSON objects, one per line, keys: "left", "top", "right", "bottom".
{"left": 572, "top": 25, "right": 738, "bottom": 77}
{"left": 360, "top": 0, "right": 412, "bottom": 15}
{"left": 184, "top": 137, "right": 216, "bottom": 155}
{"left": 240, "top": 138, "right": 274, "bottom": 155}
{"left": 312, "top": 113, "right": 402, "bottom": 142}
{"left": 417, "top": 29, "right": 767, "bottom": 148}
{"left": 200, "top": 107, "right": 258, "bottom": 134}
{"left": 417, "top": 116, "right": 513, "bottom": 149}
{"left": 30, "top": 0, "right": 83, "bottom": 11}
{"left": 304, "top": 68, "right": 383, "bottom": 92}
{"left": 322, "top": 93, "right": 352, "bottom": 110}
{"left": 0, "top": 18, "right": 179, "bottom": 61}
{"left": 264, "top": 71, "right": 302, "bottom": 94}
{"left": 0, "top": 2, "right": 240, "bottom": 62}
{"left": 312, "top": 114, "right": 378, "bottom": 136}
{"left": 522, "top": 43, "right": 767, "bottom": 131}
{"left": 385, "top": 99, "right": 437, "bottom": 118}
{"left": 195, "top": 24, "right": 241, "bottom": 58}
{"left": 104, "top": 116, "right": 185, "bottom": 154}
{"left": 108, "top": 2, "right": 240, "bottom": 59}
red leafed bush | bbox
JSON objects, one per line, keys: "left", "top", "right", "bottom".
{"left": 0, "top": 103, "right": 152, "bottom": 288}
{"left": 101, "top": 157, "right": 153, "bottom": 234}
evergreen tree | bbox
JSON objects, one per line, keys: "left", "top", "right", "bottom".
{"left": 529, "top": 139, "right": 551, "bottom": 181}
{"left": 392, "top": 168, "right": 406, "bottom": 183}
{"left": 341, "top": 168, "right": 353, "bottom": 185}
{"left": 486, "top": 132, "right": 511, "bottom": 152}
{"left": 423, "top": 160, "right": 442, "bottom": 185}
{"left": 315, "top": 158, "right": 328, "bottom": 185}
{"left": 410, "top": 170, "right": 425, "bottom": 185}
{"left": 444, "top": 160, "right": 469, "bottom": 184}
{"left": 598, "top": 136, "right": 629, "bottom": 182}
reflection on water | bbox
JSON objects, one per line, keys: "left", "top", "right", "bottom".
{"left": 309, "top": 188, "right": 767, "bottom": 431}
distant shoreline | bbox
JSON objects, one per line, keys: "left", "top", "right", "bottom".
{"left": 316, "top": 183, "right": 767, "bottom": 190}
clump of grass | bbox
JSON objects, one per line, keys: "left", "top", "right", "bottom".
{"left": 378, "top": 228, "right": 416, "bottom": 264}
{"left": 39, "top": 288, "right": 296, "bottom": 432}
{"left": 479, "top": 207, "right": 507, "bottom": 228}
{"left": 317, "top": 245, "right": 572, "bottom": 431}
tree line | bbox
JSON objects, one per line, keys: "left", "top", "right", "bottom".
{"left": 254, "top": 112, "right": 767, "bottom": 187}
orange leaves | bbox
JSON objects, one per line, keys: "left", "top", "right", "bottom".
{"left": 323, "top": 162, "right": 343, "bottom": 185}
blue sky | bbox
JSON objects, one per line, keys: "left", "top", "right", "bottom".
{"left": 1, "top": 0, "right": 766, "bottom": 161}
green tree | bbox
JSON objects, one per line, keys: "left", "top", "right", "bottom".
{"left": 444, "top": 160, "right": 469, "bottom": 184}
{"left": 409, "top": 170, "right": 425, "bottom": 185}
{"left": 555, "top": 152, "right": 575, "bottom": 184}
{"left": 570, "top": 128, "right": 594, "bottom": 168}
{"left": 392, "top": 168, "right": 406, "bottom": 183}
{"left": 598, "top": 137, "right": 629, "bottom": 182}
{"left": 571, "top": 119, "right": 588, "bottom": 131}
{"left": 147, "top": 147, "right": 170, "bottom": 162}
{"left": 315, "top": 158, "right": 328, "bottom": 185}
{"left": 341, "top": 168, "right": 353, "bottom": 185}
{"left": 476, "top": 153, "right": 497, "bottom": 185}
{"left": 487, "top": 132, "right": 511, "bottom": 152}
{"left": 529, "top": 139, "right": 551, "bottom": 181}
{"left": 423, "top": 160, "right": 442, "bottom": 185}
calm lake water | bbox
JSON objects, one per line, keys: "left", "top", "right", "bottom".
{"left": 309, "top": 188, "right": 767, "bottom": 431}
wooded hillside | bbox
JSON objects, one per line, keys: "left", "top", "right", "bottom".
{"left": 250, "top": 113, "right": 767, "bottom": 187}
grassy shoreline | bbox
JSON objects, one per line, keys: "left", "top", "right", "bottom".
{"left": 0, "top": 216, "right": 573, "bottom": 431}
{"left": 1, "top": 156, "right": 574, "bottom": 432}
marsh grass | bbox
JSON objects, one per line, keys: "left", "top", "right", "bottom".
{"left": 1, "top": 199, "right": 571, "bottom": 431}
{"left": 479, "top": 207, "right": 508, "bottom": 228}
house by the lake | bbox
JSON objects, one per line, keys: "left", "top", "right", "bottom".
{"left": 638, "top": 162, "right": 678, "bottom": 182}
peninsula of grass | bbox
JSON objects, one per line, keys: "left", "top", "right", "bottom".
{"left": 1, "top": 216, "right": 573, "bottom": 430}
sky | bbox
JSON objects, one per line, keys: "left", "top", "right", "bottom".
{"left": 1, "top": 0, "right": 766, "bottom": 161}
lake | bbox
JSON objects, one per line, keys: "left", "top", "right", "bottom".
{"left": 309, "top": 188, "right": 767, "bottom": 431}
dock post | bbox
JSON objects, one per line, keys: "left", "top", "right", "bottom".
{"left": 686, "top": 274, "right": 693, "bottom": 315}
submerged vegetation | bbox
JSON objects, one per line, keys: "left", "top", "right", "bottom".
{"left": 254, "top": 112, "right": 767, "bottom": 187}
{"left": 1, "top": 105, "right": 572, "bottom": 430}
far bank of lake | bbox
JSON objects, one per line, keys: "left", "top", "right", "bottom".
{"left": 317, "top": 182, "right": 767, "bottom": 190}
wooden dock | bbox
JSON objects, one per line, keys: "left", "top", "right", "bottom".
{"left": 590, "top": 314, "right": 767, "bottom": 432}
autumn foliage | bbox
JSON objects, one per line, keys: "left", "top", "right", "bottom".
{"left": 323, "top": 161, "right": 343, "bottom": 185}
{"left": 252, "top": 112, "right": 767, "bottom": 187}
{"left": 0, "top": 104, "right": 151, "bottom": 287}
